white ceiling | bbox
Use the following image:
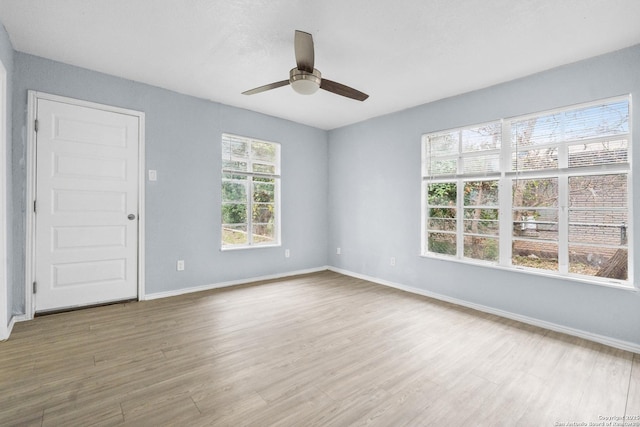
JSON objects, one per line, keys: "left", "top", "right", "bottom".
{"left": 1, "top": 0, "right": 639, "bottom": 130}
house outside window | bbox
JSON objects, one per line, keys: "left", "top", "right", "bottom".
{"left": 221, "top": 134, "right": 281, "bottom": 249}
{"left": 422, "top": 97, "right": 631, "bottom": 286}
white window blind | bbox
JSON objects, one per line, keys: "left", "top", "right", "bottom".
{"left": 510, "top": 99, "right": 629, "bottom": 174}
{"left": 423, "top": 122, "right": 502, "bottom": 179}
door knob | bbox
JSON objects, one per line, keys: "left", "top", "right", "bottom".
{"left": 128, "top": 214, "right": 136, "bottom": 220}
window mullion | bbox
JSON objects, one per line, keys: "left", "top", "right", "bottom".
{"left": 626, "top": 173, "right": 634, "bottom": 283}
{"left": 248, "top": 144, "right": 253, "bottom": 246}
{"left": 498, "top": 179, "right": 511, "bottom": 266}
{"left": 421, "top": 179, "right": 427, "bottom": 254}
{"left": 456, "top": 178, "right": 464, "bottom": 259}
{"left": 557, "top": 142, "right": 569, "bottom": 273}
{"left": 456, "top": 130, "right": 464, "bottom": 259}
{"left": 558, "top": 175, "right": 569, "bottom": 273}
{"left": 247, "top": 176, "right": 253, "bottom": 245}
{"left": 499, "top": 120, "right": 512, "bottom": 266}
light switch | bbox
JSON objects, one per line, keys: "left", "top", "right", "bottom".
{"left": 148, "top": 170, "right": 157, "bottom": 181}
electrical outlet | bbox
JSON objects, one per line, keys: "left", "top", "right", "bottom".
{"left": 285, "top": 249, "right": 290, "bottom": 258}
{"left": 177, "top": 260, "right": 185, "bottom": 271}
{"left": 390, "top": 257, "right": 396, "bottom": 267}
{"left": 336, "top": 247, "right": 341, "bottom": 255}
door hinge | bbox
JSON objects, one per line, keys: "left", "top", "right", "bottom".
{"left": 32, "top": 282, "right": 37, "bottom": 294}
{"left": 34, "top": 119, "right": 39, "bottom": 133}
{"left": 33, "top": 200, "right": 36, "bottom": 213}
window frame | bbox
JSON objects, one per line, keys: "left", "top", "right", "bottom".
{"left": 421, "top": 96, "right": 634, "bottom": 289}
{"left": 221, "top": 133, "right": 281, "bottom": 251}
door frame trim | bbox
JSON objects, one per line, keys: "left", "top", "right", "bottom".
{"left": 25, "top": 91, "right": 146, "bottom": 319}
{"left": 0, "top": 60, "right": 7, "bottom": 339}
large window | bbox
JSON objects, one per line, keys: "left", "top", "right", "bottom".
{"left": 221, "top": 134, "right": 280, "bottom": 249}
{"left": 422, "top": 97, "right": 631, "bottom": 286}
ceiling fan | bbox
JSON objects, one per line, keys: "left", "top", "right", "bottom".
{"left": 242, "top": 30, "right": 369, "bottom": 101}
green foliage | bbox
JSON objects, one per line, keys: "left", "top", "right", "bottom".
{"left": 221, "top": 177, "right": 247, "bottom": 225}
{"left": 222, "top": 203, "right": 246, "bottom": 224}
{"left": 428, "top": 233, "right": 456, "bottom": 255}
{"left": 464, "top": 181, "right": 498, "bottom": 207}
{"left": 252, "top": 178, "right": 275, "bottom": 227}
{"left": 484, "top": 239, "right": 499, "bottom": 260}
{"left": 428, "top": 183, "right": 457, "bottom": 221}
{"left": 221, "top": 176, "right": 276, "bottom": 244}
{"left": 428, "top": 182, "right": 456, "bottom": 205}
{"left": 464, "top": 238, "right": 498, "bottom": 261}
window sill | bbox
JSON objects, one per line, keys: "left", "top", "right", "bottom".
{"left": 420, "top": 253, "right": 637, "bottom": 292}
{"left": 221, "top": 243, "right": 281, "bottom": 252}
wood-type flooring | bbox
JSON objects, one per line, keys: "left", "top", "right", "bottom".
{"left": 1, "top": 271, "right": 638, "bottom": 426}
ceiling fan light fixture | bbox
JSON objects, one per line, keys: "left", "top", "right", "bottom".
{"left": 242, "top": 31, "right": 368, "bottom": 101}
{"left": 289, "top": 68, "right": 321, "bottom": 95}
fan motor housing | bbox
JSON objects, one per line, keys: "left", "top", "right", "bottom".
{"left": 289, "top": 68, "right": 321, "bottom": 95}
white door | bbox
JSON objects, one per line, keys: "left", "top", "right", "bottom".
{"left": 34, "top": 98, "right": 140, "bottom": 312}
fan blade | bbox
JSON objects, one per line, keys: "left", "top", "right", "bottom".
{"left": 242, "top": 80, "right": 290, "bottom": 95}
{"left": 320, "top": 79, "right": 369, "bottom": 101}
{"left": 294, "top": 30, "right": 314, "bottom": 72}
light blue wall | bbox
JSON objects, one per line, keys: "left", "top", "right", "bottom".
{"left": 7, "top": 41, "right": 640, "bottom": 347}
{"left": 328, "top": 45, "right": 640, "bottom": 346}
{"left": 11, "top": 52, "right": 328, "bottom": 307}
{"left": 0, "top": 23, "right": 13, "bottom": 325}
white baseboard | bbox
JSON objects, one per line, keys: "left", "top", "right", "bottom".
{"left": 7, "top": 264, "right": 637, "bottom": 354}
{"left": 328, "top": 266, "right": 640, "bottom": 354}
{"left": 144, "top": 266, "right": 330, "bottom": 301}
{"left": 0, "top": 314, "right": 28, "bottom": 341}
{"left": 2, "top": 267, "right": 330, "bottom": 339}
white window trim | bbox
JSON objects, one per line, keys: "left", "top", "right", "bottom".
{"left": 221, "top": 133, "right": 281, "bottom": 251}
{"left": 421, "top": 95, "right": 635, "bottom": 290}
{"left": 0, "top": 60, "right": 7, "bottom": 339}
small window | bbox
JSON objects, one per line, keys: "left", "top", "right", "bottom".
{"left": 221, "top": 134, "right": 281, "bottom": 249}
{"left": 422, "top": 97, "right": 632, "bottom": 286}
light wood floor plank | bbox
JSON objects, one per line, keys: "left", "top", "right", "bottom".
{"left": 0, "top": 270, "right": 636, "bottom": 426}
{"left": 627, "top": 354, "right": 640, "bottom": 418}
